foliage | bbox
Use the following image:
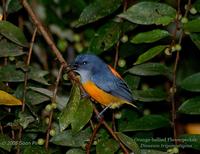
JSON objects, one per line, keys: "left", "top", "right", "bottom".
{"left": 0, "top": 0, "right": 200, "bottom": 154}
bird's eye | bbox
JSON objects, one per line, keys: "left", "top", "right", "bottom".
{"left": 82, "top": 61, "right": 87, "bottom": 65}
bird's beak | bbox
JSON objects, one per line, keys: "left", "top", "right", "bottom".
{"left": 65, "top": 63, "right": 78, "bottom": 73}
{"left": 70, "top": 63, "right": 78, "bottom": 70}
{"left": 66, "top": 63, "right": 80, "bottom": 74}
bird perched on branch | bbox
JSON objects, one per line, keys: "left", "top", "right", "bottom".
{"left": 71, "top": 54, "right": 137, "bottom": 116}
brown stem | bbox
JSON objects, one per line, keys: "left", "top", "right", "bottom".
{"left": 86, "top": 120, "right": 102, "bottom": 154}
{"left": 16, "top": 127, "right": 22, "bottom": 154}
{"left": 93, "top": 107, "right": 129, "bottom": 154}
{"left": 123, "top": 0, "right": 128, "bottom": 11}
{"left": 20, "top": 0, "right": 79, "bottom": 83}
{"left": 114, "top": 42, "right": 120, "bottom": 69}
{"left": 16, "top": 27, "right": 37, "bottom": 154}
{"left": 171, "top": 0, "right": 191, "bottom": 145}
{"left": 2, "top": 0, "right": 7, "bottom": 20}
{"left": 45, "top": 65, "right": 64, "bottom": 150}
{"left": 22, "top": 27, "right": 37, "bottom": 112}
{"left": 0, "top": 125, "right": 3, "bottom": 134}
{"left": 21, "top": 0, "right": 66, "bottom": 65}
{"left": 112, "top": 42, "right": 120, "bottom": 131}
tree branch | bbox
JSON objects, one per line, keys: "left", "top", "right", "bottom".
{"left": 45, "top": 64, "right": 64, "bottom": 150}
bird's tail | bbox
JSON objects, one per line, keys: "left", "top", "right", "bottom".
{"left": 125, "top": 101, "right": 138, "bottom": 109}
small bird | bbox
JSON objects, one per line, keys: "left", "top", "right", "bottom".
{"left": 72, "top": 54, "right": 137, "bottom": 115}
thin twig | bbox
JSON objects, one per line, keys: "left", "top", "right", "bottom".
{"left": 22, "top": 27, "right": 37, "bottom": 112}
{"left": 16, "top": 27, "right": 37, "bottom": 154}
{"left": 0, "top": 125, "right": 3, "bottom": 134}
{"left": 93, "top": 107, "right": 129, "bottom": 154}
{"left": 86, "top": 120, "right": 102, "bottom": 154}
{"left": 123, "top": 0, "right": 128, "bottom": 11}
{"left": 112, "top": 41, "right": 120, "bottom": 132}
{"left": 2, "top": 0, "right": 7, "bottom": 20}
{"left": 20, "top": 0, "right": 79, "bottom": 83}
{"left": 45, "top": 64, "right": 64, "bottom": 150}
{"left": 170, "top": 0, "right": 181, "bottom": 144}
{"left": 21, "top": 0, "right": 65, "bottom": 64}
{"left": 114, "top": 42, "right": 119, "bottom": 69}
{"left": 16, "top": 127, "right": 22, "bottom": 154}
{"left": 171, "top": 0, "right": 191, "bottom": 145}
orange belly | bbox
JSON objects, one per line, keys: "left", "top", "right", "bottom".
{"left": 82, "top": 81, "right": 125, "bottom": 108}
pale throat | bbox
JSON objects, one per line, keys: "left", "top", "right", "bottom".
{"left": 77, "top": 70, "right": 92, "bottom": 83}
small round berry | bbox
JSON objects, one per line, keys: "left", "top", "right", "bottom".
{"left": 114, "top": 112, "right": 122, "bottom": 119}
{"left": 45, "top": 117, "right": 50, "bottom": 124}
{"left": 164, "top": 48, "right": 172, "bottom": 56}
{"left": 121, "top": 35, "right": 128, "bottom": 43}
{"left": 118, "top": 59, "right": 126, "bottom": 68}
{"left": 175, "top": 44, "right": 182, "bottom": 51}
{"left": 9, "top": 56, "right": 15, "bottom": 61}
{"left": 73, "top": 34, "right": 81, "bottom": 42}
{"left": 45, "top": 104, "right": 52, "bottom": 112}
{"left": 57, "top": 39, "right": 68, "bottom": 52}
{"left": 172, "top": 147, "right": 179, "bottom": 153}
{"left": 190, "top": 7, "right": 197, "bottom": 15}
{"left": 143, "top": 109, "right": 151, "bottom": 115}
{"left": 37, "top": 138, "right": 45, "bottom": 145}
{"left": 181, "top": 17, "right": 188, "bottom": 24}
{"left": 63, "top": 73, "right": 68, "bottom": 80}
{"left": 171, "top": 46, "right": 176, "bottom": 52}
{"left": 74, "top": 43, "right": 83, "bottom": 53}
{"left": 51, "top": 103, "right": 57, "bottom": 109}
{"left": 50, "top": 129, "right": 56, "bottom": 136}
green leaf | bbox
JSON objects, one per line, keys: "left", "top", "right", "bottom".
{"left": 96, "top": 139, "right": 119, "bottom": 154}
{"left": 131, "top": 29, "right": 170, "bottom": 44}
{"left": 0, "top": 65, "right": 24, "bottom": 82}
{"left": 0, "top": 134, "right": 13, "bottom": 152}
{"left": 116, "top": 132, "right": 141, "bottom": 154}
{"left": 0, "top": 39, "right": 25, "bottom": 57}
{"left": 59, "top": 84, "right": 81, "bottom": 131}
{"left": 0, "top": 64, "right": 49, "bottom": 84}
{"left": 193, "top": 0, "right": 200, "bottom": 12}
{"left": 118, "top": 108, "right": 140, "bottom": 131}
{"left": 0, "top": 21, "right": 28, "bottom": 47}
{"left": 124, "top": 74, "right": 141, "bottom": 90}
{"left": 66, "top": 149, "right": 85, "bottom": 154}
{"left": 141, "top": 149, "right": 168, "bottom": 154}
{"left": 89, "top": 21, "right": 121, "bottom": 54}
{"left": 29, "top": 67, "right": 49, "bottom": 85}
{"left": 180, "top": 72, "right": 200, "bottom": 92}
{"left": 23, "top": 145, "right": 47, "bottom": 154}
{"left": 76, "top": 0, "right": 122, "bottom": 27}
{"left": 120, "top": 115, "right": 170, "bottom": 132}
{"left": 190, "top": 33, "right": 200, "bottom": 50}
{"left": 135, "top": 45, "right": 167, "bottom": 64}
{"left": 121, "top": 21, "right": 137, "bottom": 33}
{"left": 71, "top": 99, "right": 93, "bottom": 133}
{"left": 118, "top": 2, "right": 176, "bottom": 25}
{"left": 17, "top": 112, "right": 35, "bottom": 129}
{"left": 178, "top": 97, "right": 200, "bottom": 115}
{"left": 184, "top": 19, "right": 200, "bottom": 33}
{"left": 179, "top": 134, "right": 200, "bottom": 150}
{"left": 29, "top": 86, "right": 68, "bottom": 110}
{"left": 7, "top": 0, "right": 22, "bottom": 14}
{"left": 133, "top": 89, "right": 167, "bottom": 102}
{"left": 50, "top": 129, "right": 91, "bottom": 147}
{"left": 17, "top": 61, "right": 49, "bottom": 85}
{"left": 14, "top": 85, "right": 50, "bottom": 105}
{"left": 128, "top": 63, "right": 172, "bottom": 77}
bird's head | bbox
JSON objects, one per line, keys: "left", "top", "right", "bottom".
{"left": 71, "top": 54, "right": 106, "bottom": 82}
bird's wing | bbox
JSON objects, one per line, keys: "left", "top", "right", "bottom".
{"left": 91, "top": 65, "right": 134, "bottom": 102}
